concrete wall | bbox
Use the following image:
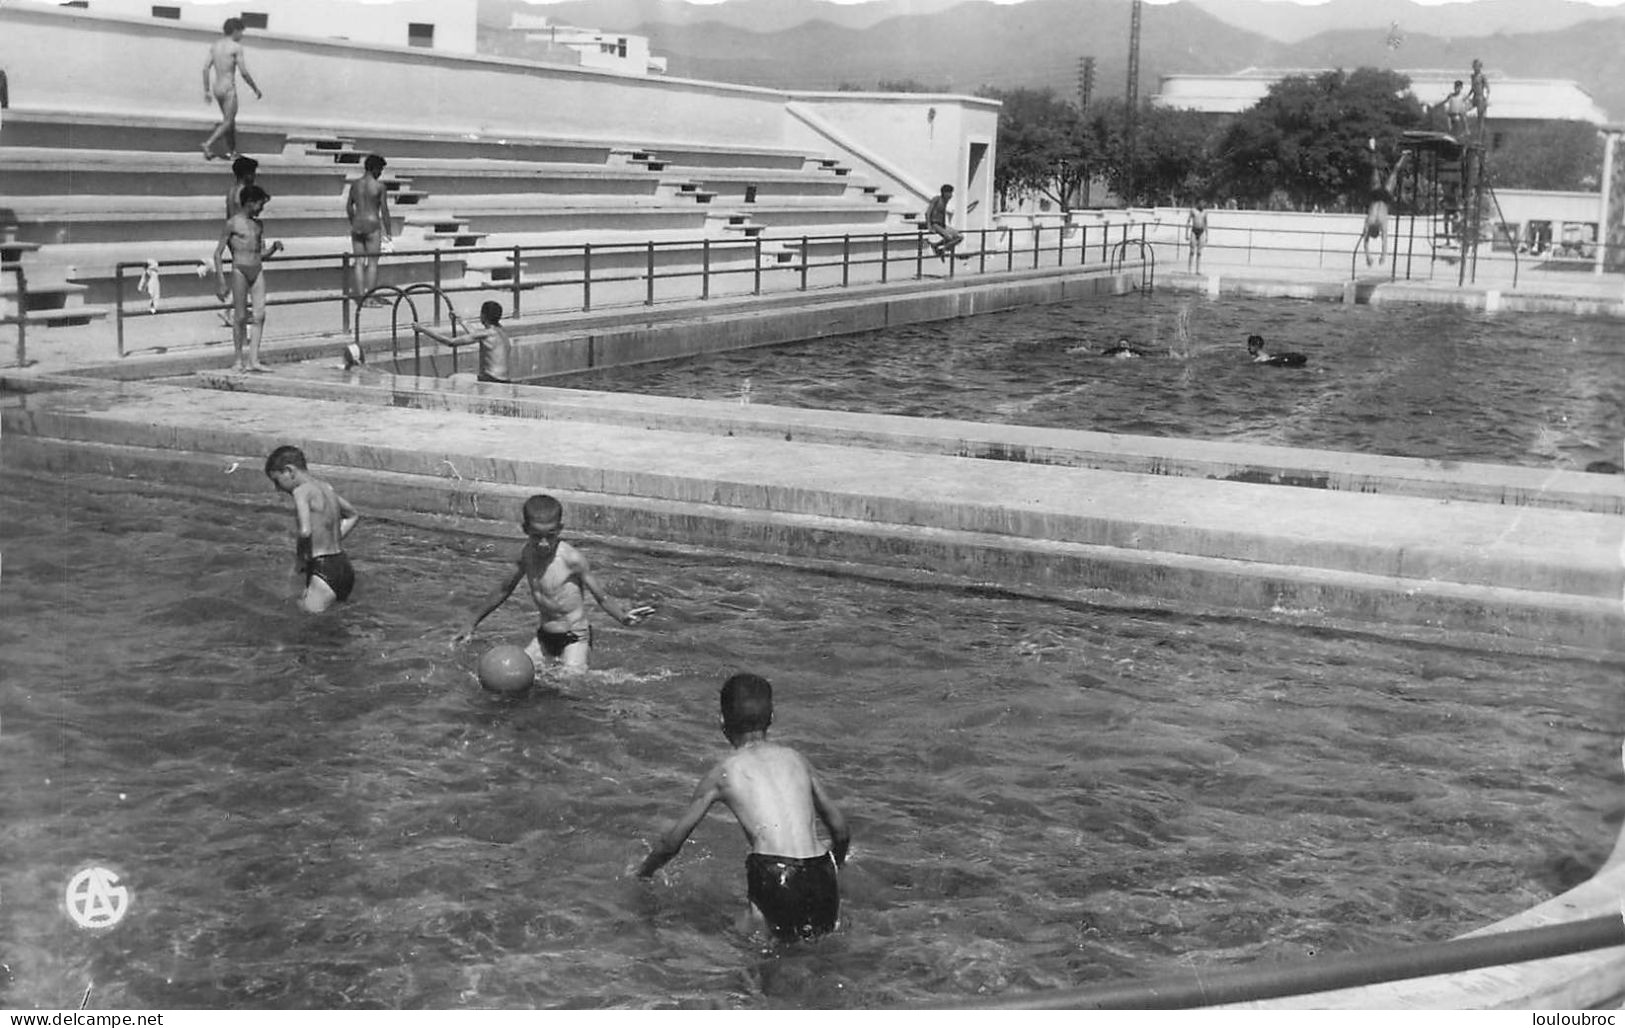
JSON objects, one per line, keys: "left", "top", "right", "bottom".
{"left": 784, "top": 92, "right": 1001, "bottom": 222}
{"left": 50, "top": 0, "right": 480, "bottom": 53}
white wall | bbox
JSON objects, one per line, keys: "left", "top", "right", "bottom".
{"left": 57, "top": 0, "right": 479, "bottom": 53}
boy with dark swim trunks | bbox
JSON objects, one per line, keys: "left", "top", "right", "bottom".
{"left": 638, "top": 672, "right": 851, "bottom": 942}
{"left": 265, "top": 445, "right": 361, "bottom": 614}
{"left": 213, "top": 184, "right": 282, "bottom": 372}
{"left": 453, "top": 494, "right": 646, "bottom": 674}
{"left": 1186, "top": 199, "right": 1208, "bottom": 273}
{"left": 347, "top": 154, "right": 393, "bottom": 304}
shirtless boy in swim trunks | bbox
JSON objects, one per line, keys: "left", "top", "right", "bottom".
{"left": 347, "top": 154, "right": 393, "bottom": 303}
{"left": 213, "top": 184, "right": 282, "bottom": 371}
{"left": 639, "top": 672, "right": 851, "bottom": 942}
{"left": 265, "top": 445, "right": 361, "bottom": 614}
{"left": 1187, "top": 199, "right": 1208, "bottom": 273}
{"left": 1362, "top": 141, "right": 1409, "bottom": 268}
{"left": 923, "top": 183, "right": 964, "bottom": 260}
{"left": 414, "top": 301, "right": 512, "bottom": 383}
{"left": 202, "top": 18, "right": 262, "bottom": 161}
{"left": 453, "top": 494, "right": 647, "bottom": 675}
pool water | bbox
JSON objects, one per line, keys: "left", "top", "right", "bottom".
{"left": 3, "top": 472, "right": 1621, "bottom": 1009}
{"left": 552, "top": 293, "right": 1624, "bottom": 470}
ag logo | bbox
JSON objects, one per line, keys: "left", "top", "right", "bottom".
{"left": 65, "top": 867, "right": 130, "bottom": 930}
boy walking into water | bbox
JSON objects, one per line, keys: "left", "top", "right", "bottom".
{"left": 202, "top": 18, "right": 262, "bottom": 161}
{"left": 415, "top": 301, "right": 513, "bottom": 383}
{"left": 347, "top": 154, "right": 393, "bottom": 303}
{"left": 639, "top": 672, "right": 851, "bottom": 942}
{"left": 265, "top": 445, "right": 360, "bottom": 613}
{"left": 453, "top": 494, "right": 648, "bottom": 674}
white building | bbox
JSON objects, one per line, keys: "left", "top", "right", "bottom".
{"left": 508, "top": 13, "right": 667, "bottom": 76}
{"left": 1155, "top": 67, "right": 1609, "bottom": 150}
{"left": 51, "top": 0, "right": 479, "bottom": 53}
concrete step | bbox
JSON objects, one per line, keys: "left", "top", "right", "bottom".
{"left": 3, "top": 401, "right": 1618, "bottom": 652}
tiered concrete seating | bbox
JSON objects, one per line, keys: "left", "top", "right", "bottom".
{"left": 1, "top": 105, "right": 921, "bottom": 345}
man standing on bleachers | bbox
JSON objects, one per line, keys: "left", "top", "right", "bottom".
{"left": 201, "top": 18, "right": 263, "bottom": 161}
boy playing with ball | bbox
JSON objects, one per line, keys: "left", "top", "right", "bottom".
{"left": 453, "top": 494, "right": 649, "bottom": 673}
{"left": 638, "top": 672, "right": 851, "bottom": 942}
{"left": 264, "top": 445, "right": 361, "bottom": 613}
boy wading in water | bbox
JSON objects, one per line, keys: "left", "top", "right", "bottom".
{"left": 265, "top": 445, "right": 361, "bottom": 613}
{"left": 639, "top": 673, "right": 851, "bottom": 942}
{"left": 201, "top": 18, "right": 262, "bottom": 161}
{"left": 453, "top": 494, "right": 648, "bottom": 676}
{"left": 213, "top": 184, "right": 282, "bottom": 371}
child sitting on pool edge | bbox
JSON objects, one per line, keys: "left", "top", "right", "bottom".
{"left": 638, "top": 672, "right": 851, "bottom": 942}
{"left": 453, "top": 494, "right": 649, "bottom": 675}
{"left": 264, "top": 445, "right": 360, "bottom": 613}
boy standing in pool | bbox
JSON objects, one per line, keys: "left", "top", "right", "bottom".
{"left": 453, "top": 494, "right": 648, "bottom": 673}
{"left": 415, "top": 301, "right": 513, "bottom": 383}
{"left": 265, "top": 445, "right": 361, "bottom": 613}
{"left": 638, "top": 672, "right": 851, "bottom": 942}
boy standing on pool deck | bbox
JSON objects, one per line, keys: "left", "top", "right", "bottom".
{"left": 213, "top": 184, "right": 282, "bottom": 371}
{"left": 265, "top": 445, "right": 360, "bottom": 613}
{"left": 453, "top": 494, "right": 648, "bottom": 673}
{"left": 638, "top": 672, "right": 851, "bottom": 942}
{"left": 347, "top": 154, "right": 393, "bottom": 303}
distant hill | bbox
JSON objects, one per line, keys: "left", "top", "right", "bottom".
{"left": 475, "top": 0, "right": 1624, "bottom": 121}
{"left": 1188, "top": 0, "right": 1625, "bottom": 45}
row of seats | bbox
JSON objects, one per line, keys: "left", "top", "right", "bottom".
{"left": 0, "top": 106, "right": 917, "bottom": 331}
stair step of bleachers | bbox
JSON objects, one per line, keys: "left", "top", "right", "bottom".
{"left": 0, "top": 107, "right": 291, "bottom": 157}
{"left": 0, "top": 304, "right": 110, "bottom": 328}
{"left": 2, "top": 147, "right": 361, "bottom": 200}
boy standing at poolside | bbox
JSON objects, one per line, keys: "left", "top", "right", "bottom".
{"left": 638, "top": 672, "right": 851, "bottom": 942}
{"left": 213, "top": 184, "right": 282, "bottom": 371}
{"left": 201, "top": 18, "right": 262, "bottom": 161}
{"left": 415, "top": 301, "right": 513, "bottom": 383}
{"left": 453, "top": 494, "right": 647, "bottom": 673}
{"left": 1186, "top": 199, "right": 1208, "bottom": 273}
{"left": 265, "top": 445, "right": 361, "bottom": 613}
{"left": 347, "top": 154, "right": 393, "bottom": 303}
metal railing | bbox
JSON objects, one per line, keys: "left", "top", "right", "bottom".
{"left": 2, "top": 259, "right": 26, "bottom": 368}
{"left": 111, "top": 221, "right": 1152, "bottom": 360}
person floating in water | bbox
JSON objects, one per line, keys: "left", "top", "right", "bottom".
{"left": 1247, "top": 334, "right": 1307, "bottom": 367}
{"left": 638, "top": 672, "right": 851, "bottom": 943}
{"left": 1101, "top": 337, "right": 1148, "bottom": 358}
{"left": 1362, "top": 140, "right": 1410, "bottom": 268}
{"left": 265, "top": 445, "right": 360, "bottom": 613}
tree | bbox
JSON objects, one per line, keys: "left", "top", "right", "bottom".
{"left": 1214, "top": 68, "right": 1423, "bottom": 211}
{"left": 1487, "top": 122, "right": 1604, "bottom": 191}
{"left": 980, "top": 87, "right": 1095, "bottom": 210}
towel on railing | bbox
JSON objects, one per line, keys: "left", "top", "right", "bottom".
{"left": 137, "top": 259, "right": 162, "bottom": 313}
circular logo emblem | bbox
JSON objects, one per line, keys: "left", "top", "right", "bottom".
{"left": 65, "top": 867, "right": 130, "bottom": 930}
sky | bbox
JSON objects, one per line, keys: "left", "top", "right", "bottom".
{"left": 513, "top": 0, "right": 1625, "bottom": 5}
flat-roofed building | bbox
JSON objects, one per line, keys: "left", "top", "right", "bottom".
{"left": 1154, "top": 67, "right": 1609, "bottom": 150}
{"left": 508, "top": 13, "right": 667, "bottom": 76}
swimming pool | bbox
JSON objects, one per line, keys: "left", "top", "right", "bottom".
{"left": 3, "top": 472, "right": 1620, "bottom": 1008}
{"left": 548, "top": 293, "right": 1624, "bottom": 471}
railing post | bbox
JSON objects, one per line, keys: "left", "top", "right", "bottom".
{"left": 800, "top": 236, "right": 809, "bottom": 291}
{"left": 340, "top": 255, "right": 352, "bottom": 335}
{"left": 114, "top": 263, "right": 126, "bottom": 358}
{"left": 916, "top": 233, "right": 924, "bottom": 279}
{"left": 1031, "top": 225, "right": 1040, "bottom": 269}
{"left": 841, "top": 234, "right": 850, "bottom": 288}
{"left": 433, "top": 251, "right": 443, "bottom": 323}
{"left": 1080, "top": 225, "right": 1088, "bottom": 266}
{"left": 645, "top": 241, "right": 656, "bottom": 306}
{"left": 978, "top": 227, "right": 987, "bottom": 274}
{"left": 880, "top": 233, "right": 889, "bottom": 284}
{"left": 511, "top": 246, "right": 522, "bottom": 317}
{"left": 583, "top": 243, "right": 592, "bottom": 311}
{"left": 702, "top": 239, "right": 711, "bottom": 301}
{"left": 1006, "top": 226, "right": 1014, "bottom": 271}
{"left": 1057, "top": 224, "right": 1065, "bottom": 267}
{"left": 753, "top": 237, "right": 762, "bottom": 296}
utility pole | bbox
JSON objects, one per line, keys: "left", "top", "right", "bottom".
{"left": 1125, "top": 0, "right": 1141, "bottom": 206}
{"left": 1077, "top": 55, "right": 1095, "bottom": 111}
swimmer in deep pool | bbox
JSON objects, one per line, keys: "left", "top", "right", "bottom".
{"left": 1247, "top": 334, "right": 1308, "bottom": 367}
{"left": 1101, "top": 337, "right": 1149, "bottom": 358}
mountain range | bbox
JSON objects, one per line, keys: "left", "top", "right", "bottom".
{"left": 478, "top": 0, "right": 1625, "bottom": 120}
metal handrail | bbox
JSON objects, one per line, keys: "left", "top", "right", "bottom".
{"left": 1109, "top": 237, "right": 1155, "bottom": 293}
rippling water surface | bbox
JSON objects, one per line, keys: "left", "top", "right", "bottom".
{"left": 555, "top": 293, "right": 1624, "bottom": 469}
{"left": 3, "top": 472, "right": 1620, "bottom": 1009}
